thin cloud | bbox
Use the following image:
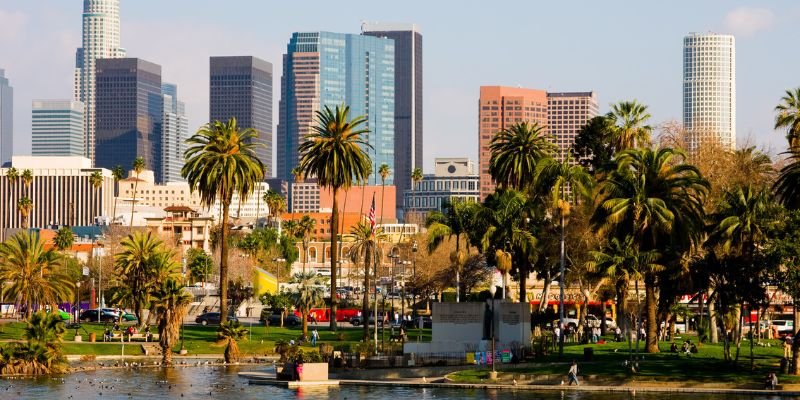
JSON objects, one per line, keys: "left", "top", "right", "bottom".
{"left": 0, "top": 9, "right": 27, "bottom": 42}
{"left": 724, "top": 7, "right": 775, "bottom": 37}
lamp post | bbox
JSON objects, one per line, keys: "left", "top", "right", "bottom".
{"left": 400, "top": 260, "right": 411, "bottom": 323}
{"left": 489, "top": 284, "right": 497, "bottom": 379}
{"left": 412, "top": 240, "right": 418, "bottom": 319}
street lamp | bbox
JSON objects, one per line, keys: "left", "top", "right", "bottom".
{"left": 411, "top": 240, "right": 418, "bottom": 318}
{"left": 400, "top": 260, "right": 411, "bottom": 325}
{"left": 489, "top": 284, "right": 497, "bottom": 378}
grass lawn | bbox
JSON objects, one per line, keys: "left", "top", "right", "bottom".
{"left": 0, "top": 320, "right": 431, "bottom": 358}
{"left": 449, "top": 334, "right": 795, "bottom": 387}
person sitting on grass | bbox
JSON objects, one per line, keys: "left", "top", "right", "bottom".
{"left": 765, "top": 372, "right": 778, "bottom": 390}
{"left": 104, "top": 328, "right": 113, "bottom": 342}
{"left": 670, "top": 342, "right": 678, "bottom": 353}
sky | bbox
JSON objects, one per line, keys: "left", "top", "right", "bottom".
{"left": 1, "top": 0, "right": 799, "bottom": 172}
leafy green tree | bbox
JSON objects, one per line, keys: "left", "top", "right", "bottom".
{"left": 607, "top": 100, "right": 652, "bottom": 150}
{"left": 775, "top": 88, "right": 800, "bottom": 148}
{"left": 571, "top": 115, "right": 617, "bottom": 172}
{"left": 297, "top": 104, "right": 372, "bottom": 331}
{"left": 217, "top": 320, "right": 248, "bottom": 363}
{"left": 348, "top": 221, "right": 386, "bottom": 340}
{"left": 489, "top": 121, "right": 555, "bottom": 191}
{"left": 186, "top": 248, "right": 213, "bottom": 286}
{"left": 289, "top": 272, "right": 325, "bottom": 339}
{"left": 260, "top": 292, "right": 292, "bottom": 327}
{"left": 182, "top": 118, "right": 265, "bottom": 321}
{"left": 0, "top": 232, "right": 73, "bottom": 319}
{"left": 151, "top": 279, "right": 192, "bottom": 365}
{"left": 426, "top": 200, "right": 480, "bottom": 302}
{"left": 53, "top": 227, "right": 74, "bottom": 253}
{"left": 228, "top": 278, "right": 254, "bottom": 312}
{"left": 592, "top": 147, "right": 708, "bottom": 353}
{"left": 129, "top": 157, "right": 145, "bottom": 227}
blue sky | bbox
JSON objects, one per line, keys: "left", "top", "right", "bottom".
{"left": 1, "top": 1, "right": 798, "bottom": 171}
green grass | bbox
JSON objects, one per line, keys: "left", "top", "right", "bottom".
{"left": 0, "top": 320, "right": 431, "bottom": 358}
{"left": 449, "top": 334, "right": 796, "bottom": 387}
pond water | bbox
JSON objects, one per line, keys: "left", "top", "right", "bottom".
{"left": 1, "top": 364, "right": 795, "bottom": 400}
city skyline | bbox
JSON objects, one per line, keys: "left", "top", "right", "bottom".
{"left": 2, "top": 1, "right": 799, "bottom": 172}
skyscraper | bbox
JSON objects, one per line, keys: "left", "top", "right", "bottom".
{"left": 277, "top": 32, "right": 395, "bottom": 185}
{"left": 161, "top": 83, "right": 188, "bottom": 182}
{"left": 31, "top": 100, "right": 85, "bottom": 157}
{"left": 478, "top": 86, "right": 547, "bottom": 200}
{"left": 0, "top": 69, "right": 12, "bottom": 167}
{"left": 547, "top": 92, "right": 599, "bottom": 159}
{"left": 683, "top": 32, "right": 736, "bottom": 151}
{"left": 94, "top": 58, "right": 163, "bottom": 182}
{"left": 209, "top": 56, "right": 273, "bottom": 176}
{"left": 74, "top": 0, "right": 126, "bottom": 164}
{"left": 362, "top": 23, "right": 423, "bottom": 217}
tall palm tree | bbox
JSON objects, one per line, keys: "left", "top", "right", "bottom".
{"left": 592, "top": 147, "right": 708, "bottom": 353}
{"left": 359, "top": 163, "right": 373, "bottom": 218}
{"left": 21, "top": 169, "right": 33, "bottom": 196}
{"left": 607, "top": 100, "right": 652, "bottom": 150}
{"left": 129, "top": 157, "right": 145, "bottom": 227}
{"left": 289, "top": 271, "right": 325, "bottom": 339}
{"left": 538, "top": 153, "right": 593, "bottom": 331}
{"left": 775, "top": 88, "right": 800, "bottom": 149}
{"left": 217, "top": 320, "right": 248, "bottom": 363}
{"left": 264, "top": 190, "right": 285, "bottom": 230}
{"left": 111, "top": 165, "right": 125, "bottom": 225}
{"left": 0, "top": 232, "right": 73, "bottom": 319}
{"left": 53, "top": 227, "right": 74, "bottom": 253}
{"left": 410, "top": 167, "right": 423, "bottom": 224}
{"left": 427, "top": 200, "right": 480, "bottom": 302}
{"left": 708, "top": 185, "right": 773, "bottom": 257}
{"left": 290, "top": 166, "right": 304, "bottom": 222}
{"left": 296, "top": 215, "right": 316, "bottom": 273}
{"left": 151, "top": 279, "right": 192, "bottom": 366}
{"left": 489, "top": 121, "right": 556, "bottom": 191}
{"left": 17, "top": 197, "right": 33, "bottom": 230}
{"left": 348, "top": 221, "right": 386, "bottom": 340}
{"left": 378, "top": 163, "right": 390, "bottom": 225}
{"left": 297, "top": 104, "right": 372, "bottom": 331}
{"left": 89, "top": 171, "right": 103, "bottom": 223}
{"left": 182, "top": 118, "right": 265, "bottom": 321}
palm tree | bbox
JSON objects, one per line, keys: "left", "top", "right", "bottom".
{"left": 53, "top": 227, "right": 74, "bottom": 253}
{"left": 217, "top": 320, "right": 248, "bottom": 363}
{"left": 359, "top": 163, "right": 373, "bottom": 218}
{"left": 290, "top": 166, "right": 304, "bottom": 222}
{"left": 348, "top": 221, "right": 386, "bottom": 340}
{"left": 607, "top": 100, "right": 652, "bottom": 150}
{"left": 775, "top": 150, "right": 800, "bottom": 209}
{"left": 730, "top": 146, "right": 774, "bottom": 188}
{"left": 264, "top": 190, "right": 286, "bottom": 231}
{"left": 18, "top": 311, "right": 68, "bottom": 373}
{"left": 410, "top": 167, "right": 423, "bottom": 224}
{"left": 289, "top": 271, "right": 325, "bottom": 339}
{"left": 296, "top": 215, "right": 316, "bottom": 273}
{"left": 128, "top": 157, "right": 145, "bottom": 227}
{"left": 21, "top": 169, "right": 33, "bottom": 195}
{"left": 17, "top": 197, "right": 32, "bottom": 230}
{"left": 182, "top": 118, "right": 265, "bottom": 321}
{"left": 114, "top": 231, "right": 179, "bottom": 323}
{"left": 151, "top": 279, "right": 192, "bottom": 365}
{"left": 378, "top": 163, "right": 390, "bottom": 224}
{"left": 111, "top": 165, "right": 125, "bottom": 225}
{"left": 0, "top": 232, "right": 73, "bottom": 319}
{"left": 6, "top": 167, "right": 18, "bottom": 184}
{"left": 775, "top": 88, "right": 800, "bottom": 149}
{"left": 592, "top": 147, "right": 708, "bottom": 353}
{"left": 427, "top": 200, "right": 480, "bottom": 302}
{"left": 538, "top": 153, "right": 594, "bottom": 332}
{"left": 489, "top": 121, "right": 556, "bottom": 191}
{"left": 297, "top": 104, "right": 372, "bottom": 331}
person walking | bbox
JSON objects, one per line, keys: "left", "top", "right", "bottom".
{"left": 311, "top": 328, "right": 319, "bottom": 346}
{"left": 568, "top": 360, "right": 579, "bottom": 386}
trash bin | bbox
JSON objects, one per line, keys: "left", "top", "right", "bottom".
{"left": 89, "top": 332, "right": 96, "bottom": 343}
{"left": 583, "top": 347, "right": 594, "bottom": 361}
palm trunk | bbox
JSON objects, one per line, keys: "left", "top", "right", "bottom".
{"left": 708, "top": 293, "right": 718, "bottom": 343}
{"left": 329, "top": 189, "right": 339, "bottom": 331}
{"left": 538, "top": 270, "right": 551, "bottom": 312}
{"left": 302, "top": 311, "right": 309, "bottom": 339}
{"left": 616, "top": 278, "right": 628, "bottom": 336}
{"left": 645, "top": 277, "right": 659, "bottom": 353}
{"left": 130, "top": 174, "right": 139, "bottom": 228}
{"left": 219, "top": 202, "right": 230, "bottom": 321}
{"left": 362, "top": 249, "right": 372, "bottom": 341}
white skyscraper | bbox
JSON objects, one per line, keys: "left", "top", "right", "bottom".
{"left": 161, "top": 83, "right": 188, "bottom": 183}
{"left": 73, "top": 0, "right": 125, "bottom": 163}
{"left": 683, "top": 32, "right": 736, "bottom": 151}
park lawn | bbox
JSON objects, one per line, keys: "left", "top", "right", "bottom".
{"left": 450, "top": 334, "right": 797, "bottom": 386}
{"left": 0, "top": 320, "right": 431, "bottom": 357}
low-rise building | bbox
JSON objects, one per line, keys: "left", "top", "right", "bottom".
{"left": 403, "top": 158, "right": 479, "bottom": 219}
{"left": 144, "top": 205, "right": 213, "bottom": 254}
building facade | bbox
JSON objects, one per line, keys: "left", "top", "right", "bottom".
{"left": 31, "top": 100, "right": 85, "bottom": 157}
{"left": 289, "top": 181, "right": 396, "bottom": 221}
{"left": 0, "top": 156, "right": 114, "bottom": 234}
{"left": 209, "top": 56, "right": 273, "bottom": 176}
{"left": 94, "top": 58, "right": 163, "bottom": 182}
{"left": 0, "top": 69, "right": 12, "bottom": 167}
{"left": 404, "top": 158, "right": 479, "bottom": 215}
{"left": 145, "top": 206, "right": 213, "bottom": 255}
{"left": 362, "top": 23, "right": 423, "bottom": 217}
{"left": 683, "top": 33, "right": 736, "bottom": 151}
{"left": 73, "top": 0, "right": 126, "bottom": 163}
{"left": 277, "top": 31, "right": 395, "bottom": 184}
{"left": 478, "top": 86, "right": 548, "bottom": 200}
{"left": 161, "top": 83, "right": 188, "bottom": 183}
{"left": 547, "top": 92, "right": 598, "bottom": 159}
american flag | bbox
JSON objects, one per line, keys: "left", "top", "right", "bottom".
{"left": 368, "top": 193, "right": 376, "bottom": 237}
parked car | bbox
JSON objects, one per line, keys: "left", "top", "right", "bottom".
{"left": 195, "top": 312, "right": 237, "bottom": 326}
{"left": 350, "top": 314, "right": 386, "bottom": 327}
{"left": 260, "top": 310, "right": 301, "bottom": 327}
{"left": 79, "top": 309, "right": 119, "bottom": 322}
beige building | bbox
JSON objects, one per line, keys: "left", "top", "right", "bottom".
{"left": 0, "top": 156, "right": 114, "bottom": 235}
{"left": 144, "top": 205, "right": 213, "bottom": 254}
{"left": 547, "top": 92, "right": 599, "bottom": 160}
